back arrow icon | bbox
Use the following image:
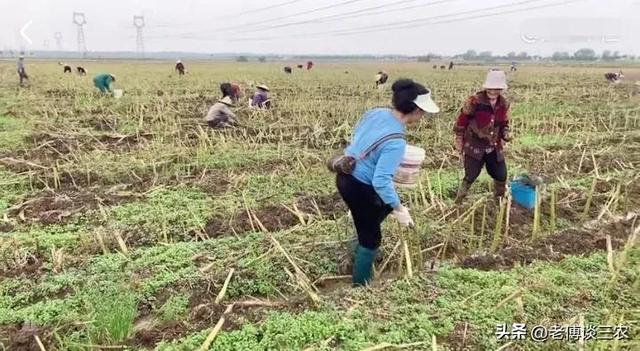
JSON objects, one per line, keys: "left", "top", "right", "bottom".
{"left": 20, "top": 20, "right": 33, "bottom": 45}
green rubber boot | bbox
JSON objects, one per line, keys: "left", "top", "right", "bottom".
{"left": 352, "top": 245, "right": 378, "bottom": 287}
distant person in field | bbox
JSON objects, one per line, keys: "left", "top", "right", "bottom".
{"left": 250, "top": 85, "right": 271, "bottom": 109}
{"left": 76, "top": 66, "right": 87, "bottom": 76}
{"left": 63, "top": 64, "right": 72, "bottom": 73}
{"left": 334, "top": 79, "right": 439, "bottom": 287}
{"left": 17, "top": 56, "right": 29, "bottom": 86}
{"left": 284, "top": 66, "right": 292, "bottom": 74}
{"left": 510, "top": 62, "right": 517, "bottom": 72}
{"left": 454, "top": 70, "right": 512, "bottom": 203}
{"left": 604, "top": 70, "right": 623, "bottom": 83}
{"left": 375, "top": 71, "right": 389, "bottom": 88}
{"left": 175, "top": 60, "right": 186, "bottom": 75}
{"left": 93, "top": 73, "right": 116, "bottom": 94}
{"left": 205, "top": 96, "right": 238, "bottom": 129}
{"left": 220, "top": 82, "right": 244, "bottom": 104}
{"left": 297, "top": 64, "right": 304, "bottom": 69}
{"left": 448, "top": 61, "right": 454, "bottom": 70}
{"left": 307, "top": 61, "right": 314, "bottom": 70}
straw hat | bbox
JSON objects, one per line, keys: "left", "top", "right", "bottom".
{"left": 483, "top": 70, "right": 508, "bottom": 90}
{"left": 256, "top": 84, "right": 270, "bottom": 91}
{"left": 218, "top": 96, "right": 234, "bottom": 106}
{"left": 413, "top": 90, "right": 440, "bottom": 113}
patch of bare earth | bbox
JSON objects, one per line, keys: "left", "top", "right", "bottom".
{"left": 459, "top": 212, "right": 637, "bottom": 270}
{"left": 7, "top": 187, "right": 140, "bottom": 225}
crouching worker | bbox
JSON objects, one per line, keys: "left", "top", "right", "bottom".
{"left": 250, "top": 85, "right": 271, "bottom": 109}
{"left": 454, "top": 70, "right": 512, "bottom": 203}
{"left": 205, "top": 96, "right": 238, "bottom": 129}
{"left": 375, "top": 71, "right": 389, "bottom": 89}
{"left": 220, "top": 82, "right": 243, "bottom": 104}
{"left": 93, "top": 73, "right": 116, "bottom": 94}
{"left": 335, "top": 79, "right": 439, "bottom": 286}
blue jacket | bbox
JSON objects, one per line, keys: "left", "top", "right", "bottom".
{"left": 346, "top": 108, "right": 406, "bottom": 209}
{"left": 93, "top": 74, "right": 114, "bottom": 92}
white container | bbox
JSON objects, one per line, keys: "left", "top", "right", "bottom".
{"left": 113, "top": 89, "right": 124, "bottom": 99}
{"left": 394, "top": 145, "right": 426, "bottom": 188}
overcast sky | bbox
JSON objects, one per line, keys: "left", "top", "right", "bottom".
{"left": 1, "top": 0, "right": 639, "bottom": 55}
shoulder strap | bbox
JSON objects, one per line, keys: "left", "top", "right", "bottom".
{"left": 359, "top": 133, "right": 405, "bottom": 160}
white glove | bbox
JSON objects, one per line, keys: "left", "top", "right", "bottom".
{"left": 392, "top": 205, "right": 414, "bottom": 227}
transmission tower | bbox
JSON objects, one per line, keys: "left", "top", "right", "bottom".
{"left": 133, "top": 15, "right": 145, "bottom": 57}
{"left": 73, "top": 12, "right": 87, "bottom": 57}
{"left": 54, "top": 32, "right": 63, "bottom": 50}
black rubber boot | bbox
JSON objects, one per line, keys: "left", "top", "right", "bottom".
{"left": 494, "top": 180, "right": 507, "bottom": 198}
{"left": 455, "top": 180, "right": 472, "bottom": 204}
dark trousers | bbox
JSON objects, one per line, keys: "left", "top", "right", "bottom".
{"left": 464, "top": 150, "right": 507, "bottom": 184}
{"left": 18, "top": 71, "right": 28, "bottom": 85}
{"left": 336, "top": 174, "right": 393, "bottom": 250}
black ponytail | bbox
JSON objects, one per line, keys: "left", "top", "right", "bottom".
{"left": 391, "top": 79, "right": 428, "bottom": 114}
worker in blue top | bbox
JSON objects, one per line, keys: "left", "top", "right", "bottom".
{"left": 336, "top": 78, "right": 440, "bottom": 286}
{"left": 93, "top": 73, "right": 116, "bottom": 93}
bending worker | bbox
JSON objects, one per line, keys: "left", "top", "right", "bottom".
{"left": 205, "top": 96, "right": 238, "bottom": 129}
{"left": 93, "top": 73, "right": 116, "bottom": 94}
{"left": 250, "top": 85, "right": 271, "bottom": 109}
{"left": 336, "top": 78, "right": 439, "bottom": 286}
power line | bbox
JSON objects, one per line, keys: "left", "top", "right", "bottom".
{"left": 231, "top": 0, "right": 578, "bottom": 41}
{"left": 234, "top": 0, "right": 457, "bottom": 34}
{"left": 237, "top": 0, "right": 369, "bottom": 27}
{"left": 170, "top": 0, "right": 545, "bottom": 41}
{"left": 144, "top": 0, "right": 583, "bottom": 43}
{"left": 150, "top": 0, "right": 309, "bottom": 28}
{"left": 147, "top": 0, "right": 370, "bottom": 38}
{"left": 329, "top": 0, "right": 585, "bottom": 37}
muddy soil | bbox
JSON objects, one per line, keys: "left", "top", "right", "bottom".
{"left": 295, "top": 192, "right": 347, "bottom": 218}
{"left": 0, "top": 253, "right": 42, "bottom": 278}
{"left": 131, "top": 280, "right": 308, "bottom": 349}
{"left": 8, "top": 188, "right": 140, "bottom": 225}
{"left": 203, "top": 193, "right": 346, "bottom": 238}
{"left": 204, "top": 205, "right": 299, "bottom": 237}
{"left": 0, "top": 323, "right": 50, "bottom": 351}
{"left": 459, "top": 212, "right": 637, "bottom": 270}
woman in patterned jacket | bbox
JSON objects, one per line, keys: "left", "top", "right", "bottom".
{"left": 454, "top": 70, "right": 512, "bottom": 203}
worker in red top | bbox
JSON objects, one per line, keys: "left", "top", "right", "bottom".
{"left": 220, "top": 82, "right": 244, "bottom": 104}
{"left": 306, "top": 61, "right": 314, "bottom": 70}
{"left": 454, "top": 70, "right": 512, "bottom": 203}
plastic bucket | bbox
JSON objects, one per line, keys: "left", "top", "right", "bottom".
{"left": 113, "top": 89, "right": 124, "bottom": 99}
{"left": 511, "top": 180, "right": 537, "bottom": 209}
{"left": 394, "top": 145, "right": 426, "bottom": 188}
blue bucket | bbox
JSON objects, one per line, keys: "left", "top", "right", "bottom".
{"left": 510, "top": 180, "right": 537, "bottom": 209}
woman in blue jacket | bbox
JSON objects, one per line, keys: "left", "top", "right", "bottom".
{"left": 337, "top": 79, "right": 440, "bottom": 286}
{"left": 93, "top": 73, "right": 116, "bottom": 93}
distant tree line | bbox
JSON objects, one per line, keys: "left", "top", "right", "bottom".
{"left": 436, "top": 48, "right": 635, "bottom": 62}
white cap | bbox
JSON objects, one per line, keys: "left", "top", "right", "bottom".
{"left": 483, "top": 70, "right": 508, "bottom": 90}
{"left": 413, "top": 91, "right": 439, "bottom": 113}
